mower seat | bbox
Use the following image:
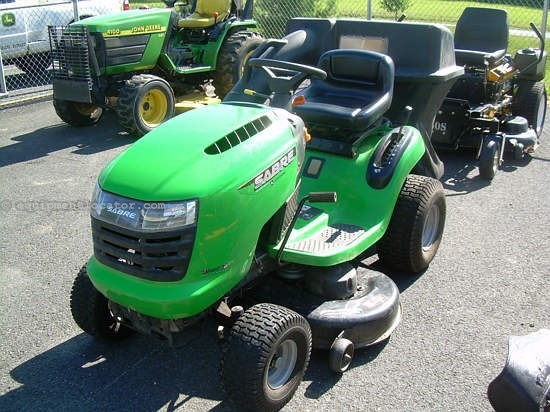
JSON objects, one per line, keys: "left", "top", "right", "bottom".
{"left": 454, "top": 7, "right": 509, "bottom": 67}
{"left": 293, "top": 49, "right": 394, "bottom": 131}
{"left": 178, "top": 0, "right": 231, "bottom": 28}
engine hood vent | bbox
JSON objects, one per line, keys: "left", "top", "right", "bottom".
{"left": 204, "top": 115, "right": 272, "bottom": 155}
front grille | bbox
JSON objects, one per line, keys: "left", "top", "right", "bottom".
{"left": 49, "top": 25, "right": 92, "bottom": 84}
{"left": 92, "top": 217, "right": 196, "bottom": 282}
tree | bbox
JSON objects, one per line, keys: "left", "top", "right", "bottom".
{"left": 380, "top": 0, "right": 412, "bottom": 20}
{"left": 255, "top": 0, "right": 336, "bottom": 38}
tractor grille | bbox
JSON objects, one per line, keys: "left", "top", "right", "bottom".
{"left": 49, "top": 25, "right": 93, "bottom": 84}
{"left": 92, "top": 217, "right": 196, "bottom": 282}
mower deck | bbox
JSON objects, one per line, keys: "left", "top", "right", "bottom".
{"left": 248, "top": 265, "right": 401, "bottom": 349}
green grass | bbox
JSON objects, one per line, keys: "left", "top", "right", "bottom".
{"left": 338, "top": 0, "right": 545, "bottom": 29}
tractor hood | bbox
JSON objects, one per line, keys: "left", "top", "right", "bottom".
{"left": 71, "top": 8, "right": 173, "bottom": 34}
{"left": 99, "top": 103, "right": 303, "bottom": 202}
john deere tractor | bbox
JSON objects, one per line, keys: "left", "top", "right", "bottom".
{"left": 48, "top": 0, "right": 263, "bottom": 136}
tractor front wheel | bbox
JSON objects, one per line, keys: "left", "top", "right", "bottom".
{"left": 53, "top": 99, "right": 103, "bottom": 126}
{"left": 377, "top": 174, "right": 446, "bottom": 274}
{"left": 212, "top": 31, "right": 264, "bottom": 98}
{"left": 70, "top": 266, "right": 134, "bottom": 341}
{"left": 221, "top": 303, "right": 311, "bottom": 412}
{"left": 116, "top": 74, "right": 175, "bottom": 136}
{"left": 512, "top": 80, "right": 547, "bottom": 138}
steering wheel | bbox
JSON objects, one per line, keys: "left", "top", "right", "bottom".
{"left": 247, "top": 58, "right": 327, "bottom": 95}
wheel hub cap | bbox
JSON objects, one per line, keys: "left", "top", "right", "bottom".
{"left": 140, "top": 89, "right": 168, "bottom": 127}
{"left": 267, "top": 339, "right": 298, "bottom": 389}
{"left": 422, "top": 204, "right": 440, "bottom": 251}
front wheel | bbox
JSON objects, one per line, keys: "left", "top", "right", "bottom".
{"left": 221, "top": 303, "right": 312, "bottom": 412}
{"left": 53, "top": 99, "right": 103, "bottom": 126}
{"left": 377, "top": 174, "right": 446, "bottom": 274}
{"left": 116, "top": 74, "right": 175, "bottom": 136}
{"left": 212, "top": 31, "right": 264, "bottom": 98}
{"left": 70, "top": 266, "right": 134, "bottom": 341}
{"left": 479, "top": 138, "right": 500, "bottom": 180}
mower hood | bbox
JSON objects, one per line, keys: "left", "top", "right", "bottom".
{"left": 70, "top": 8, "right": 173, "bottom": 33}
{"left": 99, "top": 103, "right": 301, "bottom": 201}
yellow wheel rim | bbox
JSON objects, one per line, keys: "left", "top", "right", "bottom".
{"left": 139, "top": 88, "right": 168, "bottom": 127}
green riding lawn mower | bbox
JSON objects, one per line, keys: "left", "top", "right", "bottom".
{"left": 432, "top": 7, "right": 547, "bottom": 180}
{"left": 70, "top": 17, "right": 464, "bottom": 411}
{"left": 48, "top": 0, "right": 263, "bottom": 136}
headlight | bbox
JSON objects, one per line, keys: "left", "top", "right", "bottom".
{"left": 91, "top": 184, "right": 197, "bottom": 232}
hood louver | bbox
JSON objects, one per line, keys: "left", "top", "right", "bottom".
{"left": 205, "top": 116, "right": 272, "bottom": 155}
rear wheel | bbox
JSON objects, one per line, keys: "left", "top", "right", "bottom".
{"left": 212, "top": 31, "right": 264, "bottom": 98}
{"left": 53, "top": 99, "right": 103, "bottom": 126}
{"left": 70, "top": 266, "right": 134, "bottom": 341}
{"left": 512, "top": 80, "right": 547, "bottom": 138}
{"left": 479, "top": 138, "right": 499, "bottom": 180}
{"left": 116, "top": 74, "right": 175, "bottom": 136}
{"left": 221, "top": 303, "right": 311, "bottom": 412}
{"left": 377, "top": 175, "right": 446, "bottom": 273}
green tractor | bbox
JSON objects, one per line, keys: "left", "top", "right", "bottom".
{"left": 70, "top": 18, "right": 463, "bottom": 411}
{"left": 48, "top": 0, "right": 263, "bottom": 136}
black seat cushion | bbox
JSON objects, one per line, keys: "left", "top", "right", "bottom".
{"left": 454, "top": 7, "right": 509, "bottom": 67}
{"left": 293, "top": 49, "right": 394, "bottom": 131}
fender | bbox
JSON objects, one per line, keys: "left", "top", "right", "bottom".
{"left": 367, "top": 126, "right": 416, "bottom": 189}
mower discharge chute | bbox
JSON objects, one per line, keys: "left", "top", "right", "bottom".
{"left": 48, "top": 0, "right": 263, "bottom": 136}
{"left": 70, "top": 18, "right": 463, "bottom": 411}
{"left": 432, "top": 7, "right": 547, "bottom": 180}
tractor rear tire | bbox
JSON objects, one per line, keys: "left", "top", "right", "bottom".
{"left": 212, "top": 31, "right": 264, "bottom": 98}
{"left": 221, "top": 303, "right": 311, "bottom": 412}
{"left": 116, "top": 74, "right": 175, "bottom": 136}
{"left": 70, "top": 266, "right": 134, "bottom": 341}
{"left": 377, "top": 175, "right": 446, "bottom": 274}
{"left": 512, "top": 80, "right": 547, "bottom": 138}
{"left": 53, "top": 99, "right": 103, "bottom": 126}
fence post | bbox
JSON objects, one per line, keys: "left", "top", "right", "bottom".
{"left": 0, "top": 49, "right": 7, "bottom": 97}
{"left": 72, "top": 0, "right": 80, "bottom": 21}
{"left": 366, "top": 0, "right": 372, "bottom": 20}
{"left": 542, "top": 0, "right": 548, "bottom": 40}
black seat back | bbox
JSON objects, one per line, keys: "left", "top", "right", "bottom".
{"left": 454, "top": 7, "right": 509, "bottom": 66}
{"left": 293, "top": 49, "right": 394, "bottom": 131}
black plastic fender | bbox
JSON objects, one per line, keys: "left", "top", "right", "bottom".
{"left": 488, "top": 329, "right": 550, "bottom": 411}
{"left": 367, "top": 127, "right": 413, "bottom": 189}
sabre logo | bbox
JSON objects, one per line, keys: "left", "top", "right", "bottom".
{"left": 106, "top": 206, "right": 138, "bottom": 220}
{"left": 242, "top": 148, "right": 296, "bottom": 191}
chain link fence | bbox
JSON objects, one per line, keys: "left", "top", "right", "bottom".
{"left": 0, "top": 0, "right": 124, "bottom": 103}
{"left": 256, "top": 0, "right": 548, "bottom": 38}
{"left": 0, "top": 0, "right": 548, "bottom": 106}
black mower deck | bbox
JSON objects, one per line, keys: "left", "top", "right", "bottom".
{"left": 247, "top": 265, "right": 401, "bottom": 349}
